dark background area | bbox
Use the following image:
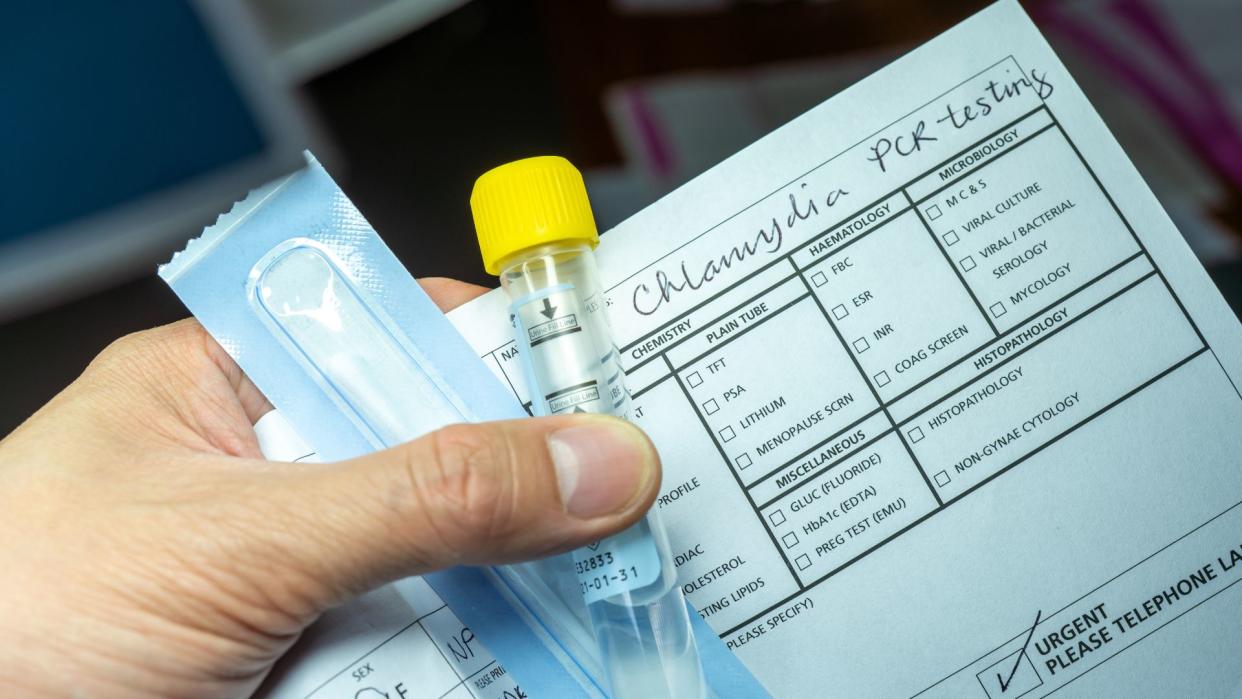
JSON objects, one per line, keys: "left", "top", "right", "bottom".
{"left": 2, "top": 0, "right": 1239, "bottom": 434}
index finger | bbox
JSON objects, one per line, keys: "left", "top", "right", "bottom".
{"left": 419, "top": 277, "right": 490, "bottom": 312}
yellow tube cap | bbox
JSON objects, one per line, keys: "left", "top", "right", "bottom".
{"left": 470, "top": 156, "right": 599, "bottom": 275}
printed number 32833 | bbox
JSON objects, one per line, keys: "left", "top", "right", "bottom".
{"left": 575, "top": 551, "right": 614, "bottom": 575}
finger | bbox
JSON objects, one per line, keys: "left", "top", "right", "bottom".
{"left": 77, "top": 320, "right": 271, "bottom": 456}
{"left": 418, "top": 277, "right": 490, "bottom": 312}
{"left": 200, "top": 329, "right": 274, "bottom": 425}
{"left": 264, "top": 414, "right": 660, "bottom": 604}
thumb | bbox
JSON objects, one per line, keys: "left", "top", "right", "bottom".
{"left": 267, "top": 414, "right": 660, "bottom": 604}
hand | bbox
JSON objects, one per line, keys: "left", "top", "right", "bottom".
{"left": 0, "top": 278, "right": 660, "bottom": 698}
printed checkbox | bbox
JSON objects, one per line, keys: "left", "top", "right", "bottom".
{"left": 795, "top": 554, "right": 812, "bottom": 571}
{"left": 831, "top": 304, "right": 849, "bottom": 320}
{"left": 769, "top": 509, "right": 786, "bottom": 526}
{"left": 908, "top": 426, "right": 925, "bottom": 444}
{"left": 852, "top": 336, "right": 870, "bottom": 353}
{"left": 702, "top": 398, "right": 720, "bottom": 415}
{"left": 686, "top": 371, "right": 703, "bottom": 388}
{"left": 976, "top": 649, "right": 1043, "bottom": 698}
{"left": 782, "top": 532, "right": 799, "bottom": 549}
{"left": 873, "top": 370, "right": 891, "bottom": 387}
{"left": 960, "top": 255, "right": 976, "bottom": 271}
{"left": 942, "top": 230, "right": 960, "bottom": 246}
{"left": 735, "top": 453, "right": 753, "bottom": 470}
{"left": 925, "top": 204, "right": 942, "bottom": 220}
{"left": 719, "top": 425, "right": 736, "bottom": 443}
{"left": 990, "top": 301, "right": 1007, "bottom": 318}
{"left": 934, "top": 470, "right": 951, "bottom": 487}
{"left": 811, "top": 271, "right": 828, "bottom": 287}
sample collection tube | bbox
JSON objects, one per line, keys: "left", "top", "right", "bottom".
{"left": 471, "top": 156, "right": 706, "bottom": 698}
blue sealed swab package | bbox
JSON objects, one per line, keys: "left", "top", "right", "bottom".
{"left": 159, "top": 154, "right": 769, "bottom": 698}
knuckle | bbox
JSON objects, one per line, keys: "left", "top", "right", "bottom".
{"left": 421, "top": 424, "right": 519, "bottom": 548}
{"left": 90, "top": 333, "right": 160, "bottom": 384}
{"left": 95, "top": 329, "right": 151, "bottom": 365}
{"left": 92, "top": 321, "right": 206, "bottom": 375}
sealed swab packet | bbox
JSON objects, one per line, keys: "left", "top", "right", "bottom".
{"left": 159, "top": 153, "right": 768, "bottom": 698}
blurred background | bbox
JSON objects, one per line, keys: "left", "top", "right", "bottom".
{"left": 2, "top": 0, "right": 1240, "bottom": 434}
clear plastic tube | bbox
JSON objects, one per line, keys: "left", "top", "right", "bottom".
{"left": 251, "top": 244, "right": 471, "bottom": 446}
{"left": 500, "top": 241, "right": 706, "bottom": 699}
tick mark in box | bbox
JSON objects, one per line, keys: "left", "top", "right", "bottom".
{"left": 852, "top": 336, "right": 870, "bottom": 353}
{"left": 781, "top": 532, "right": 799, "bottom": 549}
{"left": 811, "top": 271, "right": 828, "bottom": 287}
{"left": 831, "top": 304, "right": 849, "bottom": 320}
{"left": 942, "top": 229, "right": 959, "bottom": 246}
{"left": 925, "top": 204, "right": 942, "bottom": 220}
{"left": 908, "top": 426, "right": 925, "bottom": 443}
{"left": 934, "top": 470, "right": 951, "bottom": 487}
{"left": 702, "top": 398, "right": 720, "bottom": 415}
{"left": 976, "top": 647, "right": 1044, "bottom": 699}
{"left": 686, "top": 371, "right": 703, "bottom": 388}
{"left": 874, "top": 370, "right": 891, "bottom": 387}
{"left": 719, "top": 425, "right": 736, "bottom": 443}
{"left": 960, "top": 255, "right": 976, "bottom": 271}
{"left": 735, "top": 453, "right": 753, "bottom": 470}
{"left": 769, "top": 509, "right": 786, "bottom": 526}
{"left": 990, "top": 301, "right": 1007, "bottom": 318}
{"left": 795, "top": 554, "right": 812, "bottom": 571}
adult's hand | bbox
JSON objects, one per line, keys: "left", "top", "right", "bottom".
{"left": 0, "top": 278, "right": 660, "bottom": 698}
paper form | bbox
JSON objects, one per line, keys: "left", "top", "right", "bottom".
{"left": 447, "top": 2, "right": 1242, "bottom": 696}
{"left": 251, "top": 411, "right": 527, "bottom": 699}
